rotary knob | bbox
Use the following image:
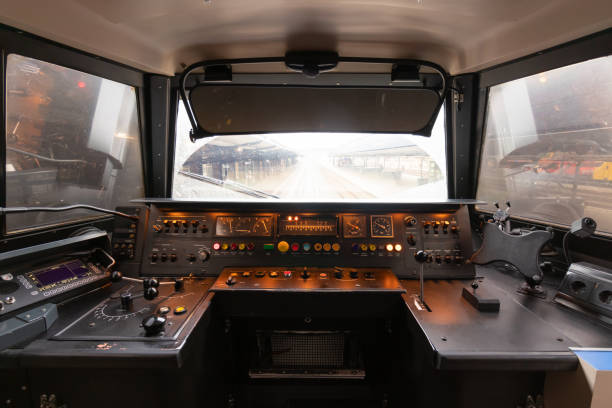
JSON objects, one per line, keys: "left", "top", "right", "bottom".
{"left": 142, "top": 314, "right": 166, "bottom": 336}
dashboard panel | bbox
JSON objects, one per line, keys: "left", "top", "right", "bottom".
{"left": 139, "top": 202, "right": 475, "bottom": 279}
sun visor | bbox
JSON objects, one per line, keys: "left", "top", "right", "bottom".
{"left": 189, "top": 86, "right": 441, "bottom": 135}
{"left": 179, "top": 56, "right": 448, "bottom": 140}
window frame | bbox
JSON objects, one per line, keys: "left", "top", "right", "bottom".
{"left": 0, "top": 24, "right": 148, "bottom": 237}
{"left": 472, "top": 28, "right": 612, "bottom": 237}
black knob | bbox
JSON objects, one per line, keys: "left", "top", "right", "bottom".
{"left": 120, "top": 292, "right": 133, "bottom": 310}
{"left": 301, "top": 269, "right": 310, "bottom": 279}
{"left": 143, "top": 278, "right": 159, "bottom": 289}
{"left": 349, "top": 270, "right": 359, "bottom": 279}
{"left": 226, "top": 275, "right": 237, "bottom": 286}
{"left": 187, "top": 253, "right": 196, "bottom": 262}
{"left": 174, "top": 278, "right": 184, "bottom": 291}
{"left": 414, "top": 250, "right": 428, "bottom": 263}
{"left": 444, "top": 255, "right": 452, "bottom": 263}
{"left": 144, "top": 286, "right": 159, "bottom": 300}
{"left": 334, "top": 270, "right": 343, "bottom": 279}
{"left": 160, "top": 253, "right": 168, "bottom": 262}
{"left": 110, "top": 270, "right": 123, "bottom": 282}
{"left": 407, "top": 234, "right": 416, "bottom": 246}
{"left": 142, "top": 314, "right": 166, "bottom": 336}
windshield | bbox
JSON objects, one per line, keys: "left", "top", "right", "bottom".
{"left": 477, "top": 55, "right": 612, "bottom": 234}
{"left": 173, "top": 103, "right": 447, "bottom": 201}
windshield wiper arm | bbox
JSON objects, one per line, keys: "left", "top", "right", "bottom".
{"left": 179, "top": 170, "right": 280, "bottom": 199}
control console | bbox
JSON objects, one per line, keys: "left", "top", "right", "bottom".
{"left": 139, "top": 202, "right": 475, "bottom": 279}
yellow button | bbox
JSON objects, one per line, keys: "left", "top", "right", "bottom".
{"left": 221, "top": 243, "right": 229, "bottom": 250}
{"left": 277, "top": 241, "right": 290, "bottom": 253}
{"left": 314, "top": 243, "right": 323, "bottom": 252}
{"left": 174, "top": 306, "right": 187, "bottom": 315}
{"left": 369, "top": 244, "right": 377, "bottom": 252}
{"left": 332, "top": 243, "right": 341, "bottom": 252}
{"left": 238, "top": 243, "right": 246, "bottom": 251}
{"left": 386, "top": 244, "right": 394, "bottom": 252}
{"left": 360, "top": 244, "right": 368, "bottom": 252}
{"left": 323, "top": 243, "right": 332, "bottom": 252}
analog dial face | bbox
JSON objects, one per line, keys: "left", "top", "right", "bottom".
{"left": 216, "top": 216, "right": 273, "bottom": 236}
{"left": 343, "top": 215, "right": 367, "bottom": 238}
{"left": 371, "top": 215, "right": 394, "bottom": 238}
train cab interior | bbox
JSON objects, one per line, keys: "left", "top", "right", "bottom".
{"left": 1, "top": 1, "right": 611, "bottom": 407}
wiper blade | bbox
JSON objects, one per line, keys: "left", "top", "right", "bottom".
{"left": 179, "top": 170, "right": 279, "bottom": 199}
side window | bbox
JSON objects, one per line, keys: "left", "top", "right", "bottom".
{"left": 5, "top": 54, "right": 144, "bottom": 232}
{"left": 477, "top": 55, "right": 612, "bottom": 234}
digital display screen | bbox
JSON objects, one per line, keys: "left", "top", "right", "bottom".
{"left": 278, "top": 216, "right": 338, "bottom": 236}
{"left": 33, "top": 261, "right": 90, "bottom": 286}
{"left": 35, "top": 266, "right": 74, "bottom": 286}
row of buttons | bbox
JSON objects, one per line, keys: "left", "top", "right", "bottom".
{"left": 277, "top": 241, "right": 341, "bottom": 253}
{"left": 351, "top": 243, "right": 403, "bottom": 253}
{"left": 226, "top": 269, "right": 376, "bottom": 284}
{"left": 153, "top": 220, "right": 208, "bottom": 233}
{"left": 212, "top": 242, "right": 256, "bottom": 251}
{"left": 422, "top": 220, "right": 458, "bottom": 234}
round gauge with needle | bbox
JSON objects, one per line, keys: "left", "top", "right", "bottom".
{"left": 343, "top": 215, "right": 367, "bottom": 238}
{"left": 371, "top": 215, "right": 394, "bottom": 238}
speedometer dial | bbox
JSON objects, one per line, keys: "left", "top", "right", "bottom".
{"left": 371, "top": 215, "right": 393, "bottom": 238}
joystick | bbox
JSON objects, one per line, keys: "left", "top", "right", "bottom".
{"left": 110, "top": 270, "right": 123, "bottom": 282}
{"left": 142, "top": 314, "right": 166, "bottom": 336}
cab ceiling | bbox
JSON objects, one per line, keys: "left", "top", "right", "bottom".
{"left": 1, "top": 0, "right": 610, "bottom": 76}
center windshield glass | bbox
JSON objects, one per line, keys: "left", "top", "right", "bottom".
{"left": 173, "top": 103, "right": 447, "bottom": 201}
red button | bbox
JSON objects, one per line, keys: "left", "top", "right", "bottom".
{"left": 283, "top": 270, "right": 292, "bottom": 278}
{"left": 291, "top": 243, "right": 300, "bottom": 252}
{"left": 230, "top": 243, "right": 238, "bottom": 251}
{"left": 212, "top": 242, "right": 221, "bottom": 251}
{"left": 247, "top": 242, "right": 255, "bottom": 251}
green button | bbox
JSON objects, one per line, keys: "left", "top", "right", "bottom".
{"left": 263, "top": 243, "right": 274, "bottom": 251}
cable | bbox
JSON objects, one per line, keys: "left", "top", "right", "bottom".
{"left": 562, "top": 231, "right": 572, "bottom": 266}
{"left": 0, "top": 205, "right": 139, "bottom": 220}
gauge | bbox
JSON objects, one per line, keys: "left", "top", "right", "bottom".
{"left": 215, "top": 216, "right": 273, "bottom": 236}
{"left": 343, "top": 215, "right": 367, "bottom": 238}
{"left": 371, "top": 215, "right": 394, "bottom": 238}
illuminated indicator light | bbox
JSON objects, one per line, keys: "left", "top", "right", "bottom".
{"left": 283, "top": 270, "right": 292, "bottom": 278}
{"left": 323, "top": 243, "right": 332, "bottom": 252}
{"left": 369, "top": 244, "right": 377, "bottom": 252}
{"left": 394, "top": 244, "right": 403, "bottom": 252}
{"left": 320, "top": 273, "right": 328, "bottom": 279}
{"left": 288, "top": 216, "right": 292, "bottom": 221}
{"left": 238, "top": 243, "right": 246, "bottom": 251}
{"left": 332, "top": 243, "right": 341, "bottom": 252}
{"left": 294, "top": 216, "right": 299, "bottom": 221}
{"left": 386, "top": 244, "right": 394, "bottom": 252}
{"left": 212, "top": 242, "right": 221, "bottom": 251}
{"left": 277, "top": 241, "right": 290, "bottom": 253}
{"left": 314, "top": 243, "right": 323, "bottom": 252}
{"left": 291, "top": 242, "right": 300, "bottom": 251}
{"left": 360, "top": 244, "right": 368, "bottom": 252}
{"left": 263, "top": 243, "right": 274, "bottom": 251}
{"left": 221, "top": 243, "right": 229, "bottom": 251}
{"left": 269, "top": 271, "right": 279, "bottom": 278}
{"left": 77, "top": 81, "right": 86, "bottom": 88}
{"left": 303, "top": 242, "right": 312, "bottom": 251}
{"left": 230, "top": 243, "right": 238, "bottom": 251}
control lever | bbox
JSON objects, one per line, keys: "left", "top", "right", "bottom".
{"left": 414, "top": 250, "right": 428, "bottom": 306}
